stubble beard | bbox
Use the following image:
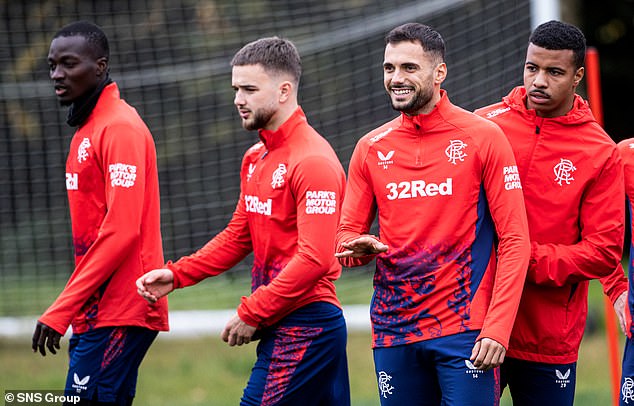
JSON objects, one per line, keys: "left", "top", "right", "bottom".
{"left": 242, "top": 107, "right": 276, "bottom": 131}
{"left": 390, "top": 86, "right": 433, "bottom": 115}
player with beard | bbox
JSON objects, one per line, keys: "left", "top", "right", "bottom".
{"left": 335, "top": 22, "right": 531, "bottom": 405}
{"left": 32, "top": 21, "right": 168, "bottom": 405}
{"left": 475, "top": 20, "right": 626, "bottom": 405}
{"left": 137, "top": 37, "right": 350, "bottom": 405}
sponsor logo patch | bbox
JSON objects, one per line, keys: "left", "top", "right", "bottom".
{"left": 305, "top": 190, "right": 336, "bottom": 215}
{"left": 109, "top": 163, "right": 137, "bottom": 188}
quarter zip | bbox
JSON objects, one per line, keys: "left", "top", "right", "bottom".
{"left": 415, "top": 124, "right": 423, "bottom": 167}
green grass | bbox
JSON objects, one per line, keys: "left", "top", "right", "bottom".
{"left": 0, "top": 273, "right": 624, "bottom": 404}
{"left": 0, "top": 330, "right": 620, "bottom": 405}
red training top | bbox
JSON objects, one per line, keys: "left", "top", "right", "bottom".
{"left": 476, "top": 86, "right": 625, "bottom": 363}
{"left": 40, "top": 83, "right": 169, "bottom": 335}
{"left": 337, "top": 91, "right": 530, "bottom": 349}
{"left": 168, "top": 107, "right": 346, "bottom": 328}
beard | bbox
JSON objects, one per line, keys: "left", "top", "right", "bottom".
{"left": 390, "top": 85, "right": 434, "bottom": 115}
{"left": 242, "top": 106, "right": 276, "bottom": 131}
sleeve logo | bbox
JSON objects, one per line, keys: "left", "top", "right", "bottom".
{"left": 503, "top": 165, "right": 522, "bottom": 190}
{"left": 109, "top": 163, "right": 137, "bottom": 188}
{"left": 305, "top": 190, "right": 336, "bottom": 214}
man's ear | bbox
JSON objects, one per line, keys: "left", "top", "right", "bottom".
{"left": 434, "top": 62, "right": 447, "bottom": 85}
{"left": 279, "top": 81, "right": 293, "bottom": 103}
{"left": 573, "top": 66, "right": 584, "bottom": 87}
{"left": 96, "top": 57, "right": 108, "bottom": 78}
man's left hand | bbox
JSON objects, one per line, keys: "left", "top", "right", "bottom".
{"left": 221, "top": 314, "right": 257, "bottom": 346}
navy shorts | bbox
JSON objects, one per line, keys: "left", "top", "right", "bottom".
{"left": 240, "top": 302, "right": 350, "bottom": 406}
{"left": 372, "top": 330, "right": 500, "bottom": 406}
{"left": 501, "top": 357, "right": 576, "bottom": 406}
{"left": 64, "top": 326, "right": 158, "bottom": 405}
{"left": 620, "top": 335, "right": 634, "bottom": 405}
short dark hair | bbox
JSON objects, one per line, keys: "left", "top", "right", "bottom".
{"left": 529, "top": 20, "right": 586, "bottom": 69}
{"left": 231, "top": 37, "right": 302, "bottom": 85}
{"left": 385, "top": 23, "right": 445, "bottom": 64}
{"left": 53, "top": 21, "right": 109, "bottom": 60}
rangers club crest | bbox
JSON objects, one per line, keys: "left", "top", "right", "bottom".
{"left": 271, "top": 163, "right": 287, "bottom": 189}
{"left": 77, "top": 137, "right": 91, "bottom": 163}
{"left": 445, "top": 140, "right": 467, "bottom": 165}
{"left": 553, "top": 158, "right": 576, "bottom": 185}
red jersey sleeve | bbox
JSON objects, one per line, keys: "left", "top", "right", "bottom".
{"left": 39, "top": 122, "right": 151, "bottom": 334}
{"left": 599, "top": 263, "right": 628, "bottom": 304}
{"left": 168, "top": 165, "right": 254, "bottom": 288}
{"left": 335, "top": 140, "right": 381, "bottom": 267}
{"left": 475, "top": 124, "right": 531, "bottom": 347}
{"left": 527, "top": 147, "right": 625, "bottom": 287}
{"left": 237, "top": 156, "right": 345, "bottom": 327}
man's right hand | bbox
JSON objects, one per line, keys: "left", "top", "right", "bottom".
{"left": 136, "top": 268, "right": 175, "bottom": 303}
{"left": 335, "top": 235, "right": 388, "bottom": 258}
{"left": 32, "top": 321, "right": 62, "bottom": 356}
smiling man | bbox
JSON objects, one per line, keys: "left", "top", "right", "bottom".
{"left": 33, "top": 21, "right": 168, "bottom": 406}
{"left": 335, "top": 22, "right": 530, "bottom": 405}
{"left": 475, "top": 20, "right": 626, "bottom": 406}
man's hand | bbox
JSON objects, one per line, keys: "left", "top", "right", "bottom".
{"left": 221, "top": 314, "right": 257, "bottom": 346}
{"left": 335, "top": 236, "right": 388, "bottom": 258}
{"left": 32, "top": 321, "right": 62, "bottom": 356}
{"left": 470, "top": 337, "right": 506, "bottom": 371}
{"left": 613, "top": 290, "right": 628, "bottom": 335}
{"left": 136, "top": 268, "right": 175, "bottom": 303}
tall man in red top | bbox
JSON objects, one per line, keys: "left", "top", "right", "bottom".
{"left": 32, "top": 21, "right": 168, "bottom": 405}
{"left": 475, "top": 20, "right": 626, "bottom": 405}
{"left": 136, "top": 37, "right": 350, "bottom": 405}
{"left": 335, "top": 23, "right": 531, "bottom": 405}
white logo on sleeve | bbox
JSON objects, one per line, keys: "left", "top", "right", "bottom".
{"left": 553, "top": 158, "right": 576, "bottom": 185}
{"left": 377, "top": 150, "right": 395, "bottom": 169}
{"left": 622, "top": 377, "right": 634, "bottom": 403}
{"left": 77, "top": 138, "right": 91, "bottom": 163}
{"left": 66, "top": 173, "right": 78, "bottom": 190}
{"left": 377, "top": 371, "right": 395, "bottom": 398}
{"left": 72, "top": 373, "right": 90, "bottom": 393}
{"left": 485, "top": 107, "right": 511, "bottom": 119}
{"left": 370, "top": 127, "right": 393, "bottom": 143}
{"left": 109, "top": 163, "right": 137, "bottom": 188}
{"left": 465, "top": 360, "right": 484, "bottom": 378}
{"left": 271, "top": 163, "right": 287, "bottom": 189}
{"left": 503, "top": 165, "right": 522, "bottom": 190}
{"left": 305, "top": 190, "right": 336, "bottom": 214}
{"left": 445, "top": 140, "right": 467, "bottom": 165}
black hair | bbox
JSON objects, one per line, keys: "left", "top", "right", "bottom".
{"left": 385, "top": 23, "right": 445, "bottom": 64}
{"left": 529, "top": 20, "right": 586, "bottom": 69}
{"left": 53, "top": 21, "right": 109, "bottom": 60}
{"left": 231, "top": 37, "right": 301, "bottom": 85}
